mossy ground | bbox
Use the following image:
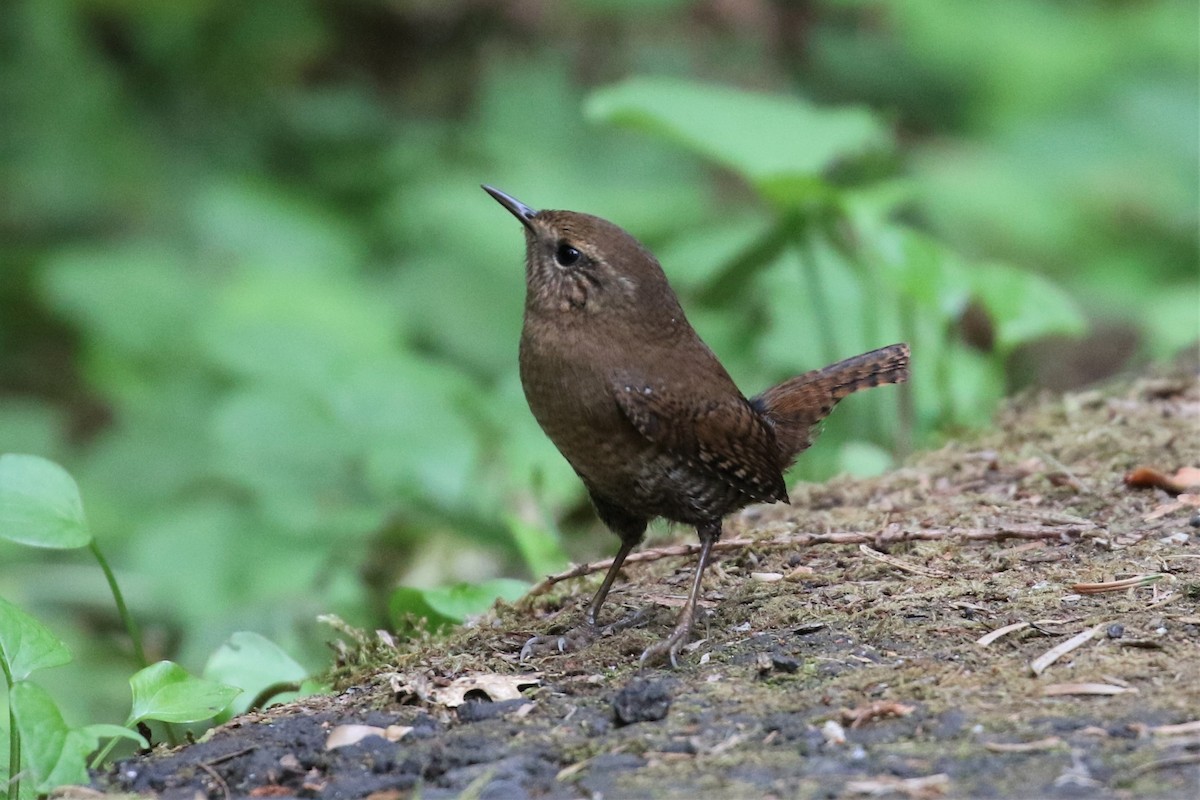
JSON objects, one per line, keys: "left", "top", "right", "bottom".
{"left": 100, "top": 367, "right": 1199, "bottom": 799}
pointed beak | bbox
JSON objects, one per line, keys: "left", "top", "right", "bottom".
{"left": 482, "top": 185, "right": 538, "bottom": 232}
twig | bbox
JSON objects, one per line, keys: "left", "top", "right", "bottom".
{"left": 523, "top": 524, "right": 1098, "bottom": 598}
{"left": 1126, "top": 753, "right": 1200, "bottom": 777}
{"left": 197, "top": 761, "right": 230, "bottom": 800}
{"left": 984, "top": 737, "right": 1064, "bottom": 753}
{"left": 858, "top": 544, "right": 949, "bottom": 578}
{"left": 1148, "top": 719, "right": 1200, "bottom": 737}
{"left": 204, "top": 745, "right": 258, "bottom": 766}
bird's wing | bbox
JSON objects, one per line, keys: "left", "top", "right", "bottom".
{"left": 609, "top": 371, "right": 788, "bottom": 504}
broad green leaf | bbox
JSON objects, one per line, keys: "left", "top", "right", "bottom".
{"left": 0, "top": 596, "right": 72, "bottom": 680}
{"left": 0, "top": 454, "right": 91, "bottom": 549}
{"left": 0, "top": 401, "right": 64, "bottom": 458}
{"left": 199, "top": 271, "right": 397, "bottom": 391}
{"left": 127, "top": 661, "right": 241, "bottom": 726}
{"left": 505, "top": 515, "right": 570, "bottom": 578}
{"left": 587, "top": 77, "right": 888, "bottom": 202}
{"left": 333, "top": 356, "right": 482, "bottom": 510}
{"left": 390, "top": 579, "right": 529, "bottom": 632}
{"left": 10, "top": 680, "right": 86, "bottom": 791}
{"left": 78, "top": 723, "right": 147, "bottom": 749}
{"left": 189, "top": 180, "right": 366, "bottom": 276}
{"left": 837, "top": 441, "right": 895, "bottom": 479}
{"left": 10, "top": 682, "right": 144, "bottom": 793}
{"left": 486, "top": 375, "right": 583, "bottom": 511}
{"left": 210, "top": 388, "right": 355, "bottom": 527}
{"left": 970, "top": 263, "right": 1087, "bottom": 352}
{"left": 38, "top": 244, "right": 201, "bottom": 365}
{"left": 203, "top": 632, "right": 311, "bottom": 717}
{"left": 869, "top": 225, "right": 972, "bottom": 316}
{"left": 389, "top": 586, "right": 457, "bottom": 631}
{"left": 1141, "top": 282, "right": 1200, "bottom": 358}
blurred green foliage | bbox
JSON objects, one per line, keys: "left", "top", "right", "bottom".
{"left": 0, "top": 0, "right": 1196, "bottom": 726}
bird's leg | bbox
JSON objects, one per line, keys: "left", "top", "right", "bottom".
{"left": 585, "top": 536, "right": 638, "bottom": 625}
{"left": 520, "top": 533, "right": 645, "bottom": 661}
{"left": 639, "top": 519, "right": 721, "bottom": 668}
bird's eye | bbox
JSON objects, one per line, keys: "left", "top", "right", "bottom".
{"left": 555, "top": 243, "right": 581, "bottom": 267}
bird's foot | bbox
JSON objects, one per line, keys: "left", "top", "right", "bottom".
{"left": 519, "top": 608, "right": 650, "bottom": 662}
{"left": 638, "top": 616, "right": 696, "bottom": 668}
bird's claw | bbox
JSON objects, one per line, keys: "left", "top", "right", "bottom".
{"left": 519, "top": 608, "right": 652, "bottom": 662}
{"left": 638, "top": 631, "right": 687, "bottom": 669}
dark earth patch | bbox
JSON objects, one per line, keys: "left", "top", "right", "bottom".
{"left": 97, "top": 366, "right": 1199, "bottom": 798}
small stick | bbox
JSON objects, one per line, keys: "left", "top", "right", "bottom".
{"left": 1030, "top": 624, "right": 1107, "bottom": 677}
{"left": 524, "top": 524, "right": 1098, "bottom": 598}
{"left": 984, "top": 737, "right": 1064, "bottom": 753}
{"left": 858, "top": 544, "right": 949, "bottom": 578}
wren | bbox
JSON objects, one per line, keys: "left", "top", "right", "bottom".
{"left": 484, "top": 185, "right": 910, "bottom": 666}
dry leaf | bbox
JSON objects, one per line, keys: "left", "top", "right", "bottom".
{"left": 1030, "top": 624, "right": 1106, "bottom": 677}
{"left": 1125, "top": 466, "right": 1200, "bottom": 495}
{"left": 977, "top": 621, "right": 1030, "bottom": 647}
{"left": 434, "top": 673, "right": 540, "bottom": 707}
{"left": 326, "top": 725, "right": 386, "bottom": 750}
{"left": 840, "top": 700, "right": 917, "bottom": 729}
{"left": 1144, "top": 494, "right": 1200, "bottom": 520}
{"left": 821, "top": 719, "right": 846, "bottom": 745}
{"left": 1072, "top": 574, "right": 1167, "bottom": 594}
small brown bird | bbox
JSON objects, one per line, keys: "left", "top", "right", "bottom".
{"left": 485, "top": 186, "right": 910, "bottom": 666}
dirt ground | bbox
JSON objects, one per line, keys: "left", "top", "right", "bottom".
{"left": 97, "top": 365, "right": 1199, "bottom": 799}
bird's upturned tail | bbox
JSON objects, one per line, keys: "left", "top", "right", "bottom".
{"left": 751, "top": 343, "right": 910, "bottom": 468}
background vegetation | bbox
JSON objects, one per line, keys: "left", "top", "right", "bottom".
{"left": 1, "top": 0, "right": 1196, "bottom": 733}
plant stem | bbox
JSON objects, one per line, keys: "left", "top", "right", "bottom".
{"left": 87, "top": 540, "right": 147, "bottom": 669}
{"left": 794, "top": 228, "right": 837, "bottom": 369}
{"left": 89, "top": 738, "right": 119, "bottom": 771}
{"left": 2, "top": 659, "right": 18, "bottom": 800}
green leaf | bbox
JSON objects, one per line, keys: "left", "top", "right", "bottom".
{"left": 389, "top": 579, "right": 529, "bottom": 632}
{"left": 78, "top": 723, "right": 148, "bottom": 750}
{"left": 127, "top": 661, "right": 241, "bottom": 726}
{"left": 10, "top": 680, "right": 86, "bottom": 791}
{"left": 189, "top": 180, "right": 366, "bottom": 276}
{"left": 970, "top": 263, "right": 1088, "bottom": 352}
{"left": 0, "top": 596, "right": 72, "bottom": 680}
{"left": 0, "top": 454, "right": 92, "bottom": 549}
{"left": 837, "top": 441, "right": 895, "bottom": 479}
{"left": 9, "top": 682, "right": 145, "bottom": 793}
{"left": 334, "top": 356, "right": 483, "bottom": 510}
{"left": 203, "top": 632, "right": 311, "bottom": 717}
{"left": 505, "top": 515, "right": 570, "bottom": 578}
{"left": 37, "top": 244, "right": 202, "bottom": 365}
{"left": 586, "top": 77, "right": 889, "bottom": 202}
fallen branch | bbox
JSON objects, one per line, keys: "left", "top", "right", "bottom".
{"left": 523, "top": 524, "right": 1099, "bottom": 598}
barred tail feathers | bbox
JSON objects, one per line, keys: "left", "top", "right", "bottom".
{"left": 751, "top": 343, "right": 910, "bottom": 467}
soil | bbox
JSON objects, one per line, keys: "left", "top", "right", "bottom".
{"left": 95, "top": 366, "right": 1199, "bottom": 799}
